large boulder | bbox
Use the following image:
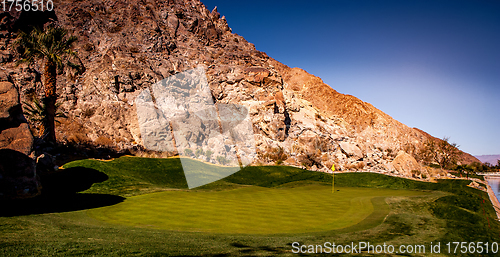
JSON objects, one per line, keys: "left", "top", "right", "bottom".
{"left": 391, "top": 151, "right": 422, "bottom": 178}
{"left": 338, "top": 141, "right": 363, "bottom": 159}
{"left": 0, "top": 82, "right": 20, "bottom": 119}
{"left": 0, "top": 81, "right": 40, "bottom": 199}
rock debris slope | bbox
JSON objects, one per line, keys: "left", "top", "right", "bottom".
{"left": 0, "top": 0, "right": 478, "bottom": 178}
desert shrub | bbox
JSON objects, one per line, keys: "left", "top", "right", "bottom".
{"left": 216, "top": 155, "right": 230, "bottom": 165}
{"left": 95, "top": 136, "right": 114, "bottom": 147}
{"left": 263, "top": 146, "right": 288, "bottom": 165}
{"left": 299, "top": 153, "right": 321, "bottom": 169}
{"left": 421, "top": 137, "right": 460, "bottom": 169}
{"left": 195, "top": 149, "right": 204, "bottom": 158}
{"left": 184, "top": 148, "right": 193, "bottom": 156}
{"left": 56, "top": 118, "right": 91, "bottom": 145}
{"left": 66, "top": 133, "right": 90, "bottom": 144}
{"left": 205, "top": 150, "right": 213, "bottom": 159}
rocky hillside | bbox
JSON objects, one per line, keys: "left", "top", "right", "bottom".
{"left": 0, "top": 0, "right": 479, "bottom": 179}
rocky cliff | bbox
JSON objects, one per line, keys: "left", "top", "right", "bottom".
{"left": 0, "top": 0, "right": 479, "bottom": 179}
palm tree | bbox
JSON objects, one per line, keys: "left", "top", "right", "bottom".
{"left": 14, "top": 26, "right": 78, "bottom": 143}
{"left": 23, "top": 96, "right": 67, "bottom": 137}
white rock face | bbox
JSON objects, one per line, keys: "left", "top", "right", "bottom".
{"left": 136, "top": 89, "right": 176, "bottom": 152}
{"left": 136, "top": 67, "right": 256, "bottom": 188}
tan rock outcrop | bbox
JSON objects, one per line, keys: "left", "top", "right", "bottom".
{"left": 0, "top": 81, "right": 20, "bottom": 119}
{"left": 0, "top": 82, "right": 34, "bottom": 155}
{"left": 339, "top": 142, "right": 363, "bottom": 159}
{"left": 391, "top": 151, "right": 422, "bottom": 178}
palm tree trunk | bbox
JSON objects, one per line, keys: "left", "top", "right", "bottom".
{"left": 43, "top": 60, "right": 57, "bottom": 144}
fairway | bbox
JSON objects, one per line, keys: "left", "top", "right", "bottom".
{"left": 88, "top": 184, "right": 425, "bottom": 234}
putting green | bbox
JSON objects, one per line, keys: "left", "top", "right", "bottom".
{"left": 88, "top": 185, "right": 425, "bottom": 234}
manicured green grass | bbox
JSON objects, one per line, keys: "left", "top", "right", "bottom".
{"left": 68, "top": 157, "right": 427, "bottom": 234}
{"left": 88, "top": 185, "right": 425, "bottom": 234}
{"left": 1, "top": 156, "right": 499, "bottom": 256}
{"left": 61, "top": 156, "right": 337, "bottom": 196}
{"left": 61, "top": 156, "right": 189, "bottom": 196}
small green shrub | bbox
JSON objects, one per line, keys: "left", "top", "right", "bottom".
{"left": 216, "top": 155, "right": 229, "bottom": 165}
{"left": 429, "top": 163, "right": 440, "bottom": 169}
{"left": 195, "top": 149, "right": 204, "bottom": 158}
{"left": 184, "top": 148, "right": 193, "bottom": 156}
{"left": 205, "top": 150, "right": 213, "bottom": 159}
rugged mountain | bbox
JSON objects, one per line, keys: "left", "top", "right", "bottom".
{"left": 0, "top": 0, "right": 479, "bottom": 179}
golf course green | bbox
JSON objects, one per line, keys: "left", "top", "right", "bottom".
{"left": 89, "top": 185, "right": 425, "bottom": 234}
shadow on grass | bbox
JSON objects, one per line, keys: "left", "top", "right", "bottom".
{"left": 0, "top": 167, "right": 124, "bottom": 217}
{"left": 228, "top": 242, "right": 288, "bottom": 255}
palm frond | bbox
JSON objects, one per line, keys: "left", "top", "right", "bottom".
{"left": 22, "top": 98, "right": 45, "bottom": 124}
{"left": 15, "top": 26, "right": 78, "bottom": 70}
{"left": 13, "top": 28, "right": 43, "bottom": 66}
{"left": 23, "top": 97, "right": 67, "bottom": 124}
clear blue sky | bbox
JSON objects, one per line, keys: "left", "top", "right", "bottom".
{"left": 201, "top": 0, "right": 500, "bottom": 156}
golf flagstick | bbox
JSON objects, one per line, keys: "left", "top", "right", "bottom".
{"left": 331, "top": 164, "right": 335, "bottom": 193}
